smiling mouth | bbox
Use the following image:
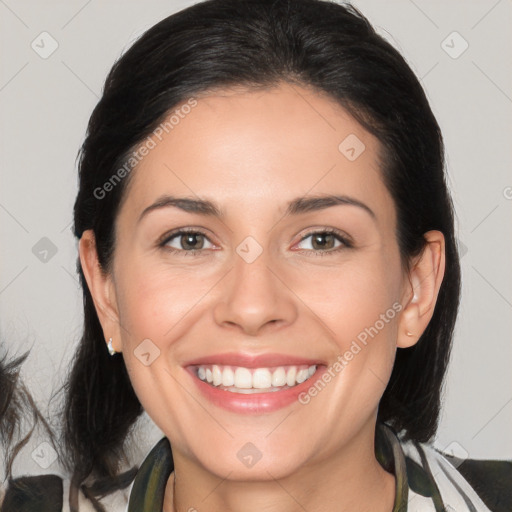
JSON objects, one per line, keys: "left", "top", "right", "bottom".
{"left": 192, "top": 364, "right": 319, "bottom": 394}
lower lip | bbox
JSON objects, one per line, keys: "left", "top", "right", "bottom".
{"left": 185, "top": 366, "right": 327, "bottom": 414}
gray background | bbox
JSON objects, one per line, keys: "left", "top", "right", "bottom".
{"left": 1, "top": 0, "right": 511, "bottom": 476}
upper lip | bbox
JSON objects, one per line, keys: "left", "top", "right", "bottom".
{"left": 184, "top": 352, "right": 325, "bottom": 368}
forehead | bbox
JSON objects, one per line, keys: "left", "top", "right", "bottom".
{"left": 119, "top": 82, "right": 394, "bottom": 224}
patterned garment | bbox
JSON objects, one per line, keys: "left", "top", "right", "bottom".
{"left": 125, "top": 423, "right": 512, "bottom": 512}
{"left": 2, "top": 423, "right": 511, "bottom": 511}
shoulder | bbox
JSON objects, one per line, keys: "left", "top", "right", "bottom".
{"left": 438, "top": 450, "right": 512, "bottom": 512}
{"left": 2, "top": 474, "right": 65, "bottom": 512}
{"left": 1, "top": 472, "right": 132, "bottom": 512}
{"left": 398, "top": 432, "right": 512, "bottom": 512}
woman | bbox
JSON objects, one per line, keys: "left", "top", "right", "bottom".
{"left": 9, "top": 0, "right": 509, "bottom": 510}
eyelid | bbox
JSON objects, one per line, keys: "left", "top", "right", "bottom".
{"left": 157, "top": 226, "right": 354, "bottom": 254}
{"left": 293, "top": 227, "right": 354, "bottom": 249}
{"left": 157, "top": 227, "right": 217, "bottom": 249}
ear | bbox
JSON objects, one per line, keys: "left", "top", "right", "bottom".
{"left": 397, "top": 230, "right": 446, "bottom": 348}
{"left": 78, "top": 229, "right": 123, "bottom": 353}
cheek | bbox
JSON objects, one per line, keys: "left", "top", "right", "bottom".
{"left": 122, "top": 354, "right": 189, "bottom": 446}
{"left": 294, "top": 255, "right": 401, "bottom": 336}
{"left": 292, "top": 254, "right": 401, "bottom": 390}
{"left": 116, "top": 262, "right": 210, "bottom": 343}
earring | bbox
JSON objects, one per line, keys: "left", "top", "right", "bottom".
{"left": 107, "top": 337, "right": 117, "bottom": 356}
{"left": 406, "top": 331, "right": 414, "bottom": 337}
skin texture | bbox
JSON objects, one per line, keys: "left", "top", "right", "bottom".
{"left": 79, "top": 82, "right": 445, "bottom": 512}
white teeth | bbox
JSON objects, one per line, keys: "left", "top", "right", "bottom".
{"left": 252, "top": 368, "right": 272, "bottom": 389}
{"left": 286, "top": 366, "right": 297, "bottom": 387}
{"left": 271, "top": 367, "right": 287, "bottom": 387}
{"left": 234, "top": 367, "right": 252, "bottom": 388}
{"left": 296, "top": 368, "right": 309, "bottom": 384}
{"left": 195, "top": 364, "right": 318, "bottom": 391}
{"left": 212, "top": 365, "right": 223, "bottom": 386}
{"left": 221, "top": 366, "right": 234, "bottom": 387}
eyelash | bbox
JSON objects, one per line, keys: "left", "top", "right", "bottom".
{"left": 295, "top": 229, "right": 353, "bottom": 256}
{"left": 158, "top": 228, "right": 353, "bottom": 257}
{"left": 158, "top": 228, "right": 214, "bottom": 257}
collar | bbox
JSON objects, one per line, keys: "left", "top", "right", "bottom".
{"left": 127, "top": 423, "right": 408, "bottom": 512}
{"left": 127, "top": 436, "right": 174, "bottom": 512}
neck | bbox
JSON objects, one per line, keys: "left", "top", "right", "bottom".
{"left": 163, "top": 422, "right": 395, "bottom": 512}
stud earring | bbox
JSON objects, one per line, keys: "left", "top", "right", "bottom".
{"left": 107, "top": 337, "right": 117, "bottom": 356}
{"left": 406, "top": 331, "right": 414, "bottom": 337}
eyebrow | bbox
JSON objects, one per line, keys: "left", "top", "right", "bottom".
{"left": 138, "top": 193, "right": 376, "bottom": 223}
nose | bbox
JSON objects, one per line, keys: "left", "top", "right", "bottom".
{"left": 213, "top": 247, "right": 298, "bottom": 336}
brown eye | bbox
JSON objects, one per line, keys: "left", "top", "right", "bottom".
{"left": 295, "top": 229, "right": 352, "bottom": 255}
{"left": 311, "top": 233, "right": 336, "bottom": 250}
{"left": 161, "top": 230, "right": 214, "bottom": 252}
{"left": 179, "top": 232, "right": 205, "bottom": 250}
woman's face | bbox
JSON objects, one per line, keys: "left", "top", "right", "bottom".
{"left": 89, "top": 82, "right": 422, "bottom": 479}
